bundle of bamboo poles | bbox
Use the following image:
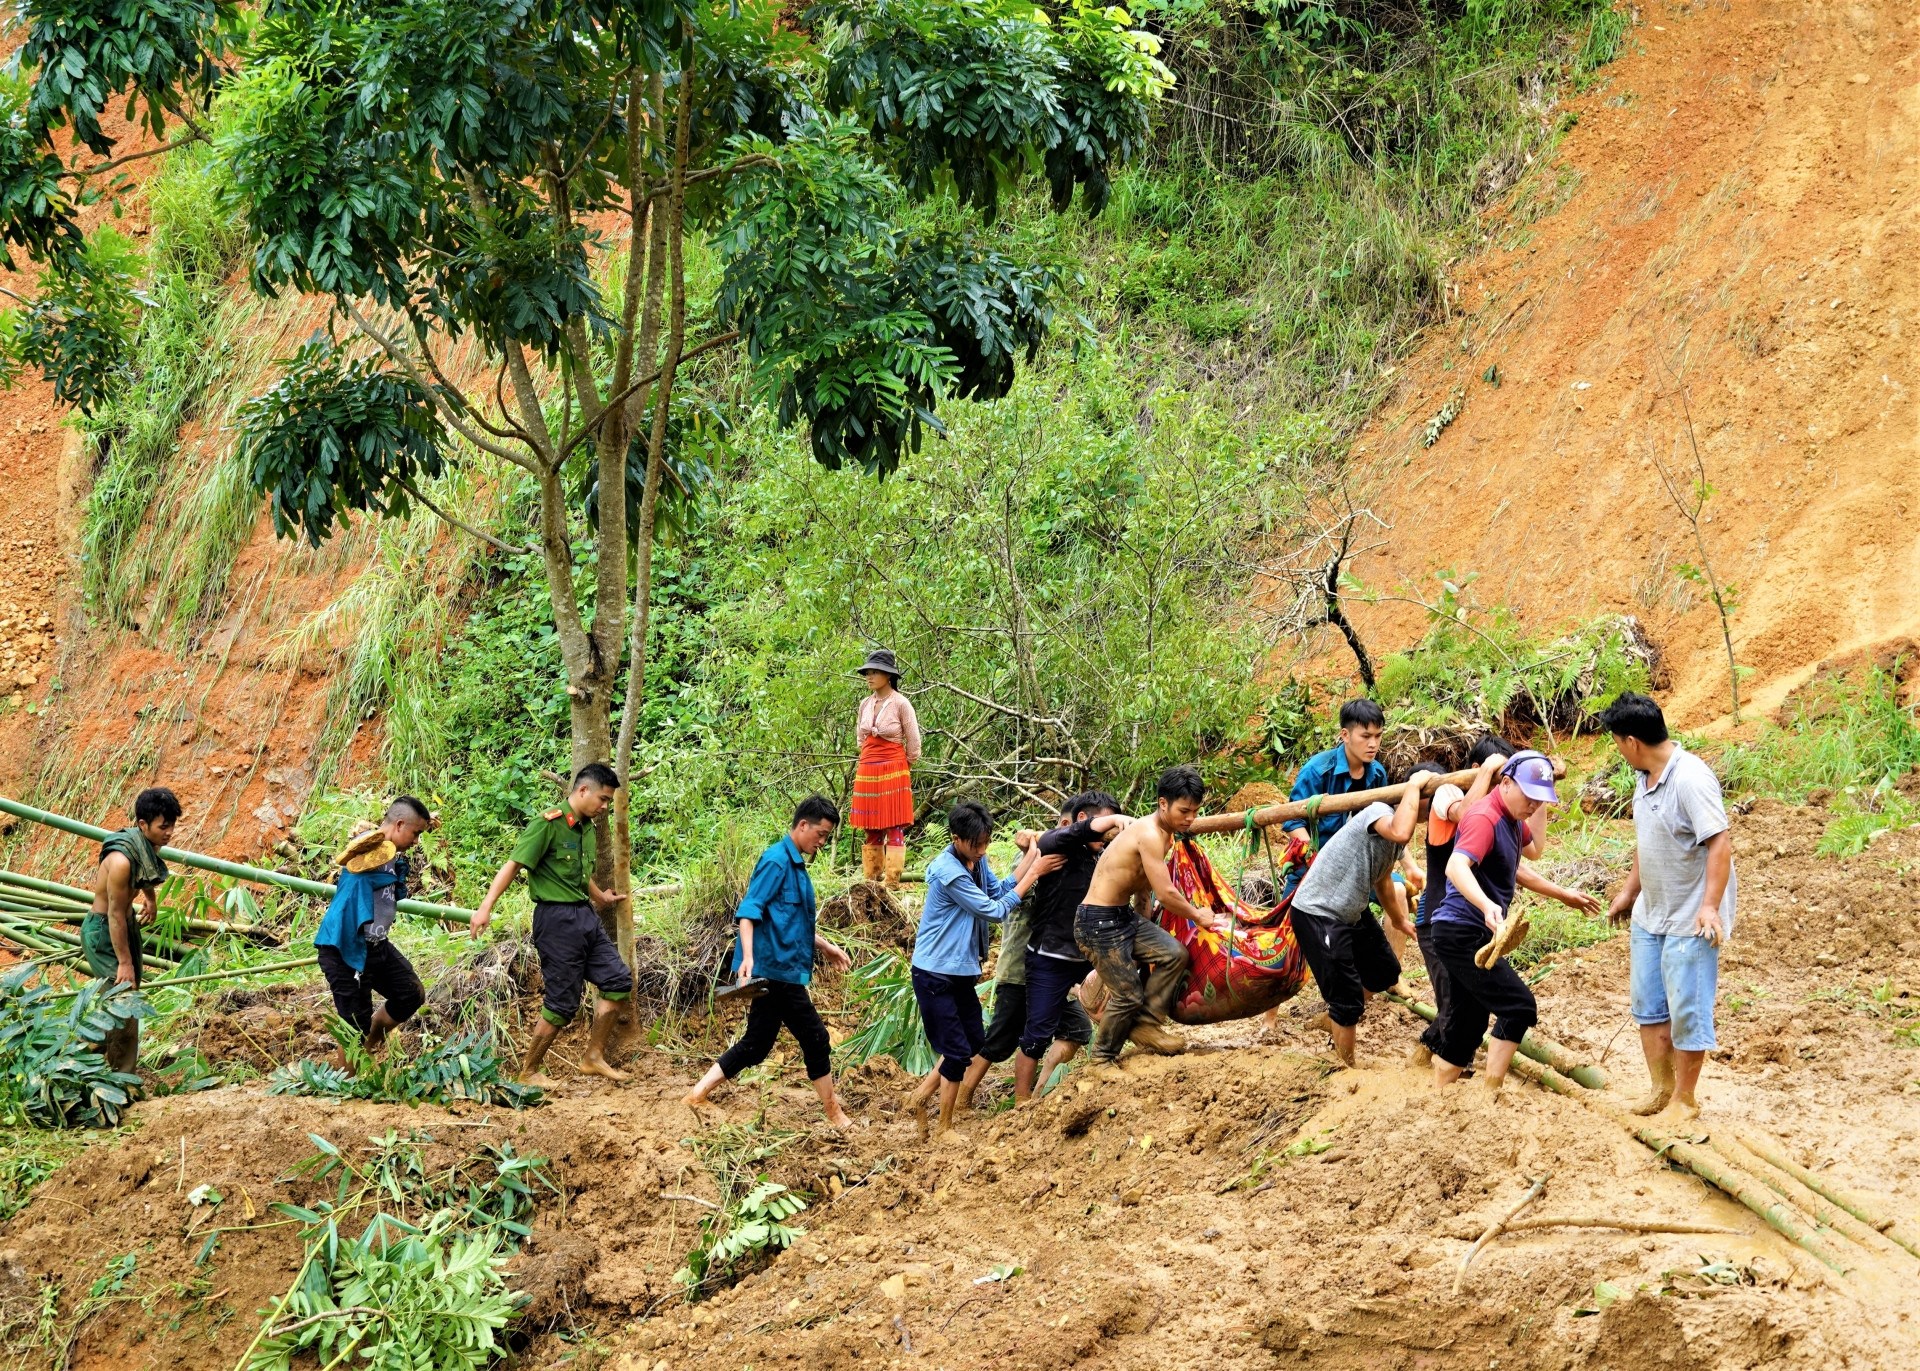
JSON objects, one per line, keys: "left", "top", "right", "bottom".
{"left": 0, "top": 792, "right": 478, "bottom": 990}
{"left": 0, "top": 867, "right": 280, "bottom": 978}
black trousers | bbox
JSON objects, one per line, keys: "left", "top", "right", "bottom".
{"left": 1290, "top": 908, "right": 1400, "bottom": 1027}
{"left": 316, "top": 941, "right": 425, "bottom": 1038}
{"left": 912, "top": 968, "right": 986, "bottom": 1083}
{"left": 1425, "top": 917, "right": 1538, "bottom": 1068}
{"left": 717, "top": 980, "right": 833, "bottom": 1081}
{"left": 1415, "top": 921, "right": 1454, "bottom": 1056}
{"left": 1013, "top": 957, "right": 1095, "bottom": 1062}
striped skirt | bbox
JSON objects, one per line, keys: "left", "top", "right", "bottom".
{"left": 850, "top": 736, "right": 914, "bottom": 831}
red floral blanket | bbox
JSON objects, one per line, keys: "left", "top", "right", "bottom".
{"left": 1153, "top": 833, "right": 1311, "bottom": 1024}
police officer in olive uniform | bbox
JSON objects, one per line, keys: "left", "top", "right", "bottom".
{"left": 473, "top": 763, "right": 634, "bottom": 1084}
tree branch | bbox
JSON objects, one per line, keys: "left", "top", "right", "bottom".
{"left": 345, "top": 305, "right": 541, "bottom": 470}
{"left": 63, "top": 129, "right": 207, "bottom": 181}
{"left": 396, "top": 478, "right": 531, "bottom": 556}
{"left": 558, "top": 331, "right": 739, "bottom": 462}
{"left": 919, "top": 680, "right": 1068, "bottom": 731}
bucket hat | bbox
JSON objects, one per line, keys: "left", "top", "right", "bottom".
{"left": 854, "top": 648, "right": 903, "bottom": 679}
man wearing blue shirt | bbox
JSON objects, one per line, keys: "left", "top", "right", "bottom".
{"left": 683, "top": 797, "right": 855, "bottom": 1128}
{"left": 905, "top": 801, "right": 1059, "bottom": 1141}
{"left": 1281, "top": 699, "right": 1391, "bottom": 898}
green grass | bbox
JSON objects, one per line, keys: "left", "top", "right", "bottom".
{"left": 1712, "top": 664, "right": 1920, "bottom": 803}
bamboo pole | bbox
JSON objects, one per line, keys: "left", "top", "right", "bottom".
{"left": 1383, "top": 990, "right": 1608, "bottom": 1090}
{"left": 1734, "top": 1130, "right": 1920, "bottom": 1262}
{"left": 47, "top": 956, "right": 320, "bottom": 998}
{"left": 1506, "top": 1056, "right": 1856, "bottom": 1277}
{"left": 0, "top": 795, "right": 476, "bottom": 924}
{"left": 1185, "top": 760, "right": 1568, "bottom": 837}
{"left": 1709, "top": 1135, "right": 1917, "bottom": 1267}
{"left": 0, "top": 869, "right": 95, "bottom": 903}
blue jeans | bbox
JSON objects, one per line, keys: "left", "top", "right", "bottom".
{"left": 1630, "top": 922, "right": 1719, "bottom": 1052}
{"left": 1074, "top": 904, "right": 1190, "bottom": 1063}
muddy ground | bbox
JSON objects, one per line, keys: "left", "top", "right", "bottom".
{"left": 0, "top": 799, "right": 1917, "bottom": 1370}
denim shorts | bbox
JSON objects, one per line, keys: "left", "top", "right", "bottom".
{"left": 1630, "top": 922, "right": 1719, "bottom": 1052}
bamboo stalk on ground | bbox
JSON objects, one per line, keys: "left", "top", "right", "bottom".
{"left": 1733, "top": 1129, "right": 1920, "bottom": 1262}
{"left": 0, "top": 902, "right": 276, "bottom": 945}
{"left": 0, "top": 870, "right": 280, "bottom": 939}
{"left": 1185, "top": 761, "right": 1568, "bottom": 837}
{"left": 0, "top": 869, "right": 95, "bottom": 903}
{"left": 46, "top": 956, "right": 321, "bottom": 999}
{"left": 1709, "top": 1134, "right": 1917, "bottom": 1267}
{"left": 1506, "top": 1056, "right": 1856, "bottom": 1277}
{"left": 0, "top": 795, "right": 476, "bottom": 923}
{"left": 1384, "top": 990, "right": 1608, "bottom": 1090}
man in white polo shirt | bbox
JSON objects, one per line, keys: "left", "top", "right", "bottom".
{"left": 1600, "top": 692, "right": 1736, "bottom": 1123}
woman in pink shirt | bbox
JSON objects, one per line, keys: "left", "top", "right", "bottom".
{"left": 850, "top": 648, "right": 921, "bottom": 888}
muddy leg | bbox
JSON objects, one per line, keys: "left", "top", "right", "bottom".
{"left": 581, "top": 998, "right": 631, "bottom": 1082}
{"left": 519, "top": 1018, "right": 563, "bottom": 1088}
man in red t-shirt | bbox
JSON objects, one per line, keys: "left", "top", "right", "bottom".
{"left": 1426, "top": 752, "right": 1599, "bottom": 1092}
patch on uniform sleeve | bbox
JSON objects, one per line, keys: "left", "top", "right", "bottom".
{"left": 542, "top": 809, "right": 565, "bottom": 821}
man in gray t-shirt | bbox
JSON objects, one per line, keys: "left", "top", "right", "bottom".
{"left": 1288, "top": 779, "right": 1422, "bottom": 1066}
{"left": 1600, "top": 693, "right": 1736, "bottom": 1124}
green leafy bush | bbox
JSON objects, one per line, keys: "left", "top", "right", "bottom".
{"left": 248, "top": 1213, "right": 519, "bottom": 1371}
{"left": 1373, "top": 583, "right": 1651, "bottom": 737}
{"left": 1715, "top": 664, "right": 1920, "bottom": 803}
{"left": 267, "top": 1018, "right": 542, "bottom": 1110}
{"left": 0, "top": 969, "right": 150, "bottom": 1128}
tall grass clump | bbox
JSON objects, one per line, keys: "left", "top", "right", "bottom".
{"left": 1715, "top": 665, "right": 1920, "bottom": 803}
{"left": 77, "top": 128, "right": 252, "bottom": 633}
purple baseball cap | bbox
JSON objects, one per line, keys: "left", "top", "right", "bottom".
{"left": 1502, "top": 750, "right": 1559, "bottom": 803}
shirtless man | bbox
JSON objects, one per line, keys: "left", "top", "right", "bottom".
{"left": 85, "top": 787, "right": 180, "bottom": 1072}
{"left": 1076, "top": 766, "right": 1228, "bottom": 1069}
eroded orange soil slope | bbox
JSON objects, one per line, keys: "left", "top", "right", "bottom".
{"left": 1347, "top": 0, "right": 1917, "bottom": 728}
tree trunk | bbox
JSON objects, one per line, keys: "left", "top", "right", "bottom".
{"left": 610, "top": 55, "right": 693, "bottom": 976}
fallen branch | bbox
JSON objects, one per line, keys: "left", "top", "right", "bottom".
{"left": 1734, "top": 1130, "right": 1920, "bottom": 1262}
{"left": 660, "top": 1193, "right": 720, "bottom": 1210}
{"left": 1454, "top": 1173, "right": 1547, "bottom": 1295}
{"left": 1446, "top": 1216, "right": 1739, "bottom": 1238}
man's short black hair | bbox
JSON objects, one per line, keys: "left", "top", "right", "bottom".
{"left": 386, "top": 796, "right": 432, "bottom": 824}
{"left": 1156, "top": 766, "right": 1205, "bottom": 805}
{"left": 793, "top": 795, "right": 840, "bottom": 828}
{"left": 1468, "top": 735, "right": 1520, "bottom": 766}
{"left": 133, "top": 787, "right": 181, "bottom": 825}
{"left": 1598, "top": 692, "right": 1669, "bottom": 745}
{"left": 1068, "top": 790, "right": 1121, "bottom": 821}
{"left": 1407, "top": 757, "right": 1449, "bottom": 784}
{"left": 947, "top": 800, "right": 994, "bottom": 844}
{"left": 1338, "top": 698, "right": 1386, "bottom": 730}
{"left": 573, "top": 762, "right": 621, "bottom": 791}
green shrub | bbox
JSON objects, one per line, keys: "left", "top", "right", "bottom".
{"left": 1714, "top": 665, "right": 1920, "bottom": 803}
{"left": 835, "top": 952, "right": 938, "bottom": 1076}
{"left": 0, "top": 970, "right": 150, "bottom": 1128}
{"left": 267, "top": 1018, "right": 542, "bottom": 1110}
{"left": 248, "top": 1213, "right": 519, "bottom": 1371}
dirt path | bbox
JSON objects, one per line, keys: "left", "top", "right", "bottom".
{"left": 1344, "top": 0, "right": 1919, "bottom": 730}
{"left": 2, "top": 799, "right": 1916, "bottom": 1370}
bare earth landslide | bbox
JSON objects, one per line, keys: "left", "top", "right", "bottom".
{"left": 2, "top": 800, "right": 1917, "bottom": 1370}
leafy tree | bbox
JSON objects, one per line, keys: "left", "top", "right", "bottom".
{"left": 0, "top": 0, "right": 1169, "bottom": 968}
